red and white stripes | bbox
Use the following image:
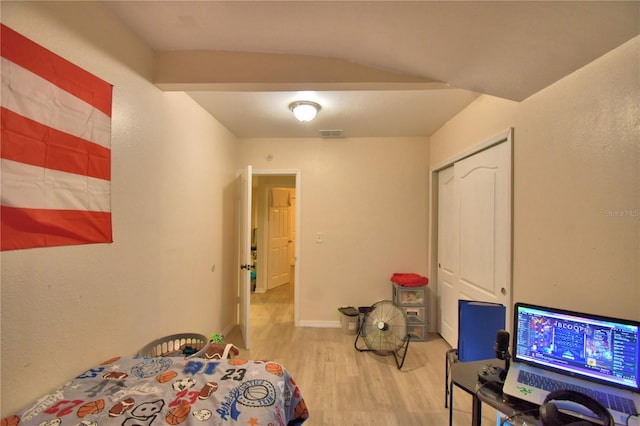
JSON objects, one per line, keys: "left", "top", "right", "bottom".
{"left": 1, "top": 24, "right": 113, "bottom": 250}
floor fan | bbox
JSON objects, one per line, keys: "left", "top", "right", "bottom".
{"left": 354, "top": 300, "right": 411, "bottom": 369}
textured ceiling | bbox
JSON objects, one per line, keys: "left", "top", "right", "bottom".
{"left": 102, "top": 1, "right": 640, "bottom": 138}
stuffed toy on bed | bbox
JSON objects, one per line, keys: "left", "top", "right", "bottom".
{"left": 204, "top": 343, "right": 240, "bottom": 360}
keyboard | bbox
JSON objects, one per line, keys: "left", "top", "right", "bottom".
{"left": 518, "top": 370, "right": 638, "bottom": 415}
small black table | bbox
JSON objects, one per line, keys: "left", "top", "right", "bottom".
{"left": 449, "top": 359, "right": 541, "bottom": 426}
{"left": 477, "top": 385, "right": 541, "bottom": 425}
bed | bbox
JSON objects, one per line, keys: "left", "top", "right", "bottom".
{"left": 2, "top": 355, "right": 308, "bottom": 425}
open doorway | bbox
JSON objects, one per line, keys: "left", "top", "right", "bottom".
{"left": 250, "top": 174, "right": 297, "bottom": 330}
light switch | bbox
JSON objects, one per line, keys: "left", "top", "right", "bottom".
{"left": 315, "top": 232, "right": 324, "bottom": 243}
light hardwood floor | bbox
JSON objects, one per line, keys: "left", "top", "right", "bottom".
{"left": 224, "top": 283, "right": 498, "bottom": 425}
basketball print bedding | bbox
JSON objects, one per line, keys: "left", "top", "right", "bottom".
{"left": 2, "top": 356, "right": 308, "bottom": 425}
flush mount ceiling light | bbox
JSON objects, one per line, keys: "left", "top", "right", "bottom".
{"left": 289, "top": 101, "right": 321, "bottom": 122}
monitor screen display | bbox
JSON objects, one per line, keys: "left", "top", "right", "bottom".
{"left": 513, "top": 303, "right": 640, "bottom": 392}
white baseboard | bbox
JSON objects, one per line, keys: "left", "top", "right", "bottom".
{"left": 298, "top": 320, "right": 341, "bottom": 328}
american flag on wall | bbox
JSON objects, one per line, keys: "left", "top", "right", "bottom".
{"left": 1, "top": 24, "right": 113, "bottom": 251}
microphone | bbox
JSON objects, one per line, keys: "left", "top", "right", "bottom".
{"left": 478, "top": 330, "right": 512, "bottom": 389}
{"left": 493, "top": 329, "right": 511, "bottom": 372}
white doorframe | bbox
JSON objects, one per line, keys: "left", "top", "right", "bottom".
{"left": 256, "top": 183, "right": 294, "bottom": 293}
{"left": 252, "top": 169, "right": 302, "bottom": 328}
{"left": 427, "top": 128, "right": 514, "bottom": 334}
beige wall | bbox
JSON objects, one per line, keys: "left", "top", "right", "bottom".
{"left": 430, "top": 36, "right": 640, "bottom": 320}
{"left": 0, "top": 2, "right": 239, "bottom": 415}
{"left": 1, "top": 0, "right": 638, "bottom": 418}
{"left": 238, "top": 137, "right": 431, "bottom": 324}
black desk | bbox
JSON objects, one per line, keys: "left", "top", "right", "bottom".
{"left": 449, "top": 359, "right": 541, "bottom": 426}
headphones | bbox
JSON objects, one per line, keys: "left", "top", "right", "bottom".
{"left": 539, "top": 390, "right": 614, "bottom": 426}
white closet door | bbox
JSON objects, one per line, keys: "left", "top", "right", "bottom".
{"left": 438, "top": 141, "right": 511, "bottom": 347}
{"left": 437, "top": 166, "right": 457, "bottom": 345}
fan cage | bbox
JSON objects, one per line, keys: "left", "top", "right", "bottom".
{"left": 361, "top": 300, "right": 408, "bottom": 355}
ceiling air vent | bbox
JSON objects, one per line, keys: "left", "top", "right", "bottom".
{"left": 318, "top": 129, "right": 344, "bottom": 138}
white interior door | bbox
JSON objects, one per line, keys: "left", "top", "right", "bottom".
{"left": 288, "top": 190, "right": 296, "bottom": 267}
{"left": 267, "top": 204, "right": 290, "bottom": 289}
{"left": 237, "top": 165, "right": 252, "bottom": 350}
{"left": 438, "top": 141, "right": 512, "bottom": 347}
